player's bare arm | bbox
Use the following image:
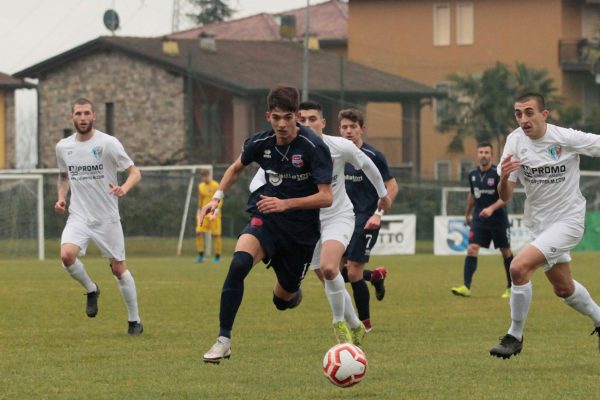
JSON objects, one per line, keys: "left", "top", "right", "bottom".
{"left": 498, "top": 154, "right": 519, "bottom": 202}
{"left": 465, "top": 193, "right": 474, "bottom": 226}
{"left": 109, "top": 165, "right": 141, "bottom": 198}
{"left": 257, "top": 183, "right": 333, "bottom": 213}
{"left": 480, "top": 198, "right": 507, "bottom": 218}
{"left": 54, "top": 172, "right": 70, "bottom": 214}
{"left": 198, "top": 156, "right": 245, "bottom": 224}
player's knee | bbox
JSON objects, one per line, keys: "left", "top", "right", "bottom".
{"left": 60, "top": 252, "right": 76, "bottom": 267}
{"left": 553, "top": 281, "right": 575, "bottom": 298}
{"left": 272, "top": 289, "right": 302, "bottom": 311}
{"left": 228, "top": 251, "right": 254, "bottom": 281}
{"left": 109, "top": 261, "right": 126, "bottom": 277}
{"left": 508, "top": 257, "right": 532, "bottom": 284}
{"left": 466, "top": 244, "right": 479, "bottom": 257}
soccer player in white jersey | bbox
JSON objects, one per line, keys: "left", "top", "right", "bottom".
{"left": 249, "top": 101, "right": 391, "bottom": 345}
{"left": 54, "top": 98, "right": 143, "bottom": 335}
{"left": 490, "top": 93, "right": 600, "bottom": 358}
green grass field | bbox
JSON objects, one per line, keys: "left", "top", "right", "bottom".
{"left": 3, "top": 241, "right": 600, "bottom": 399}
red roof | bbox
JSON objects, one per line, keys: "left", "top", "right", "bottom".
{"left": 170, "top": 0, "right": 347, "bottom": 42}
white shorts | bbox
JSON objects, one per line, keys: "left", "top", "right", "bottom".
{"left": 309, "top": 213, "right": 354, "bottom": 270}
{"left": 61, "top": 217, "right": 126, "bottom": 261}
{"left": 530, "top": 219, "right": 584, "bottom": 272}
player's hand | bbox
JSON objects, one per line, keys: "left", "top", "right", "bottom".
{"left": 364, "top": 215, "right": 381, "bottom": 230}
{"left": 257, "top": 195, "right": 287, "bottom": 213}
{"left": 377, "top": 196, "right": 392, "bottom": 213}
{"left": 479, "top": 207, "right": 493, "bottom": 218}
{"left": 208, "top": 213, "right": 215, "bottom": 221}
{"left": 198, "top": 199, "right": 219, "bottom": 225}
{"left": 109, "top": 183, "right": 129, "bottom": 198}
{"left": 465, "top": 215, "right": 472, "bottom": 226}
{"left": 54, "top": 199, "right": 67, "bottom": 214}
{"left": 500, "top": 154, "right": 520, "bottom": 178}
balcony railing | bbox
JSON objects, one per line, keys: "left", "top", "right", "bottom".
{"left": 559, "top": 39, "right": 593, "bottom": 72}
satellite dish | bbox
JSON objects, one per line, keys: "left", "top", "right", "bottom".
{"left": 103, "top": 9, "right": 120, "bottom": 33}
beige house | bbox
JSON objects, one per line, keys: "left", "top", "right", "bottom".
{"left": 348, "top": 0, "right": 600, "bottom": 180}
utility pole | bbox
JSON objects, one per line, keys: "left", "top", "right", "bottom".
{"left": 302, "top": 0, "right": 310, "bottom": 101}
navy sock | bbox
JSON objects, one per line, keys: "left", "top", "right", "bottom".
{"left": 341, "top": 266, "right": 349, "bottom": 282}
{"left": 503, "top": 255, "right": 513, "bottom": 288}
{"left": 218, "top": 251, "right": 253, "bottom": 338}
{"left": 463, "top": 256, "right": 478, "bottom": 289}
{"left": 363, "top": 269, "right": 372, "bottom": 282}
{"left": 351, "top": 280, "right": 370, "bottom": 321}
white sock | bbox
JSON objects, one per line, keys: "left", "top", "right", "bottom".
{"left": 507, "top": 281, "right": 532, "bottom": 341}
{"left": 564, "top": 280, "right": 600, "bottom": 326}
{"left": 115, "top": 270, "right": 140, "bottom": 322}
{"left": 64, "top": 259, "right": 96, "bottom": 293}
{"left": 324, "top": 273, "right": 346, "bottom": 323}
{"left": 343, "top": 290, "right": 360, "bottom": 329}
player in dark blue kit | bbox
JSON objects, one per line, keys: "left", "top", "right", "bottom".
{"left": 200, "top": 85, "right": 333, "bottom": 364}
{"left": 451, "top": 142, "right": 513, "bottom": 298}
{"left": 339, "top": 109, "right": 399, "bottom": 332}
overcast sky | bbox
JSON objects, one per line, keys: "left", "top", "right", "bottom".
{"left": 0, "top": 0, "right": 328, "bottom": 74}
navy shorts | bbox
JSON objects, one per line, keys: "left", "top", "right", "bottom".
{"left": 469, "top": 220, "right": 510, "bottom": 249}
{"left": 240, "top": 215, "right": 317, "bottom": 293}
{"left": 344, "top": 213, "right": 380, "bottom": 263}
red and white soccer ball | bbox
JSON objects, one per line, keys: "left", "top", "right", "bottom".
{"left": 323, "top": 343, "right": 368, "bottom": 387}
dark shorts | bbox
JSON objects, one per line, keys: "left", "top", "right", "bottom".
{"left": 344, "top": 213, "right": 380, "bottom": 264}
{"left": 469, "top": 220, "right": 511, "bottom": 249}
{"left": 240, "top": 215, "right": 317, "bottom": 293}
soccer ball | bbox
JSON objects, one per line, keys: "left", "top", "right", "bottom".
{"left": 323, "top": 343, "right": 368, "bottom": 387}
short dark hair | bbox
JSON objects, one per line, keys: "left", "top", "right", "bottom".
{"left": 477, "top": 142, "right": 493, "bottom": 151}
{"left": 338, "top": 108, "right": 365, "bottom": 127}
{"left": 299, "top": 100, "right": 323, "bottom": 115}
{"left": 72, "top": 98, "right": 95, "bottom": 113}
{"left": 267, "top": 85, "right": 299, "bottom": 112}
{"left": 516, "top": 93, "right": 546, "bottom": 111}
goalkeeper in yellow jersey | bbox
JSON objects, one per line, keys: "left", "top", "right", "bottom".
{"left": 195, "top": 169, "right": 222, "bottom": 263}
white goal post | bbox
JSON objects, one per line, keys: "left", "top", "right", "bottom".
{"left": 0, "top": 165, "right": 213, "bottom": 258}
{"left": 0, "top": 174, "right": 45, "bottom": 260}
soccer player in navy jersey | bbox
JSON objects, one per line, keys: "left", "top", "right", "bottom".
{"left": 200, "top": 86, "right": 333, "bottom": 363}
{"left": 450, "top": 142, "right": 513, "bottom": 299}
{"left": 339, "top": 108, "right": 399, "bottom": 332}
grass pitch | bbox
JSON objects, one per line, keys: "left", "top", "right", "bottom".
{"left": 2, "top": 245, "right": 600, "bottom": 399}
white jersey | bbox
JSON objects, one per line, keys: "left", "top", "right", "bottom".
{"left": 499, "top": 123, "right": 600, "bottom": 232}
{"left": 249, "top": 134, "right": 387, "bottom": 220}
{"left": 56, "top": 130, "right": 134, "bottom": 224}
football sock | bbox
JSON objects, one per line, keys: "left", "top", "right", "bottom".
{"left": 503, "top": 255, "right": 513, "bottom": 287}
{"left": 115, "top": 270, "right": 140, "bottom": 322}
{"left": 64, "top": 258, "right": 96, "bottom": 293}
{"left": 219, "top": 251, "right": 253, "bottom": 338}
{"left": 214, "top": 236, "right": 222, "bottom": 256}
{"left": 351, "top": 280, "right": 370, "bottom": 321}
{"left": 363, "top": 269, "right": 372, "bottom": 282}
{"left": 324, "top": 273, "right": 346, "bottom": 323}
{"left": 341, "top": 266, "right": 349, "bottom": 282}
{"left": 343, "top": 289, "right": 361, "bottom": 329}
{"left": 564, "top": 280, "right": 600, "bottom": 326}
{"left": 463, "top": 256, "right": 477, "bottom": 288}
{"left": 195, "top": 233, "right": 204, "bottom": 253}
{"left": 507, "top": 281, "right": 532, "bottom": 341}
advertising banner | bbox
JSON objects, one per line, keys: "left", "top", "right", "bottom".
{"left": 371, "top": 214, "right": 416, "bottom": 255}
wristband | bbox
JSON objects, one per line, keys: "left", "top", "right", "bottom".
{"left": 213, "top": 190, "right": 224, "bottom": 201}
{"left": 374, "top": 209, "right": 384, "bottom": 217}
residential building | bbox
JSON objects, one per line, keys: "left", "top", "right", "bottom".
{"left": 0, "top": 72, "right": 34, "bottom": 169}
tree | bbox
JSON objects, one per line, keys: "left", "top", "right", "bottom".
{"left": 189, "top": 0, "right": 235, "bottom": 25}
{"left": 437, "top": 62, "right": 560, "bottom": 154}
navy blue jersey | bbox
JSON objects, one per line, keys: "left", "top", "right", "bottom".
{"left": 344, "top": 142, "right": 393, "bottom": 215}
{"left": 468, "top": 165, "right": 508, "bottom": 225}
{"left": 242, "top": 125, "right": 333, "bottom": 244}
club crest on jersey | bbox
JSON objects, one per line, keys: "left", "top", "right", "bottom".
{"left": 547, "top": 144, "right": 562, "bottom": 161}
{"left": 487, "top": 178, "right": 495, "bottom": 186}
{"left": 291, "top": 154, "right": 304, "bottom": 168}
{"left": 91, "top": 146, "right": 103, "bottom": 160}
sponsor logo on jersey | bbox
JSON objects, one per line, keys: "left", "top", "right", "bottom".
{"left": 263, "top": 149, "right": 271, "bottom": 159}
{"left": 291, "top": 154, "right": 304, "bottom": 168}
{"left": 547, "top": 144, "right": 562, "bottom": 161}
{"left": 266, "top": 170, "right": 283, "bottom": 186}
{"left": 92, "top": 146, "right": 103, "bottom": 160}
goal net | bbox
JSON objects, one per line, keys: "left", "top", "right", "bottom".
{"left": 0, "top": 174, "right": 44, "bottom": 260}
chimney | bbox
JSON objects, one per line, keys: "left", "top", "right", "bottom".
{"left": 199, "top": 31, "right": 217, "bottom": 52}
{"left": 279, "top": 14, "right": 296, "bottom": 40}
{"left": 162, "top": 37, "right": 180, "bottom": 56}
